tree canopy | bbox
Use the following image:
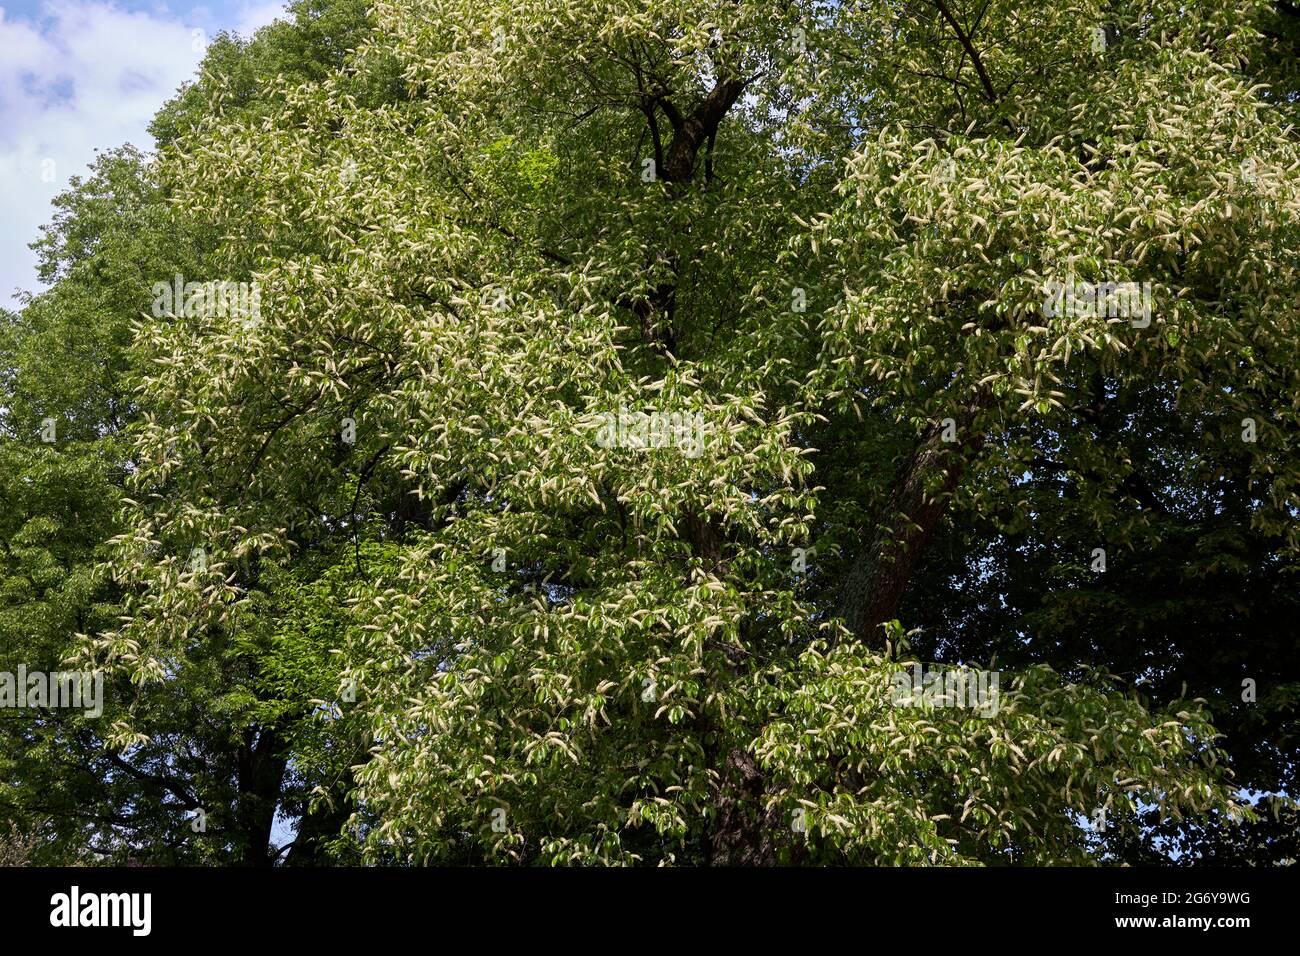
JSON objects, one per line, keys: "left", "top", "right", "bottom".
{"left": 2, "top": 0, "right": 1298, "bottom": 866}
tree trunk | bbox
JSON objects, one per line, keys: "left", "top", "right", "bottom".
{"left": 838, "top": 401, "right": 986, "bottom": 647}
{"left": 235, "top": 727, "right": 288, "bottom": 867}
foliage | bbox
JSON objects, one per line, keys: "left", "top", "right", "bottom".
{"left": 5, "top": 0, "right": 1298, "bottom": 865}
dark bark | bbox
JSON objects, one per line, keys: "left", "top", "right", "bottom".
{"left": 708, "top": 748, "right": 785, "bottom": 865}
{"left": 234, "top": 727, "right": 288, "bottom": 867}
{"left": 657, "top": 78, "right": 747, "bottom": 183}
{"left": 623, "top": 75, "right": 749, "bottom": 356}
{"left": 838, "top": 401, "right": 986, "bottom": 647}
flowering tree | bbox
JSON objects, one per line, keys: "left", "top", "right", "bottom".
{"left": 60, "top": 0, "right": 1300, "bottom": 864}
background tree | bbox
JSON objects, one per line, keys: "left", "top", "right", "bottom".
{"left": 1, "top": 0, "right": 389, "bottom": 865}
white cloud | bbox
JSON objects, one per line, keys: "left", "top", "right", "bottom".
{"left": 0, "top": 0, "right": 287, "bottom": 309}
{"left": 233, "top": 0, "right": 284, "bottom": 35}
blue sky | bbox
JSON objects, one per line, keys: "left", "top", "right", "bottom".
{"left": 0, "top": 0, "right": 289, "bottom": 310}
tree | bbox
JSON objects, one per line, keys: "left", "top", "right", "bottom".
{"left": 1, "top": 0, "right": 390, "bottom": 865}
{"left": 78, "top": 0, "right": 1297, "bottom": 865}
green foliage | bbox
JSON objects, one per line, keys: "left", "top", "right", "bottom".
{"left": 5, "top": 0, "right": 1298, "bottom": 866}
